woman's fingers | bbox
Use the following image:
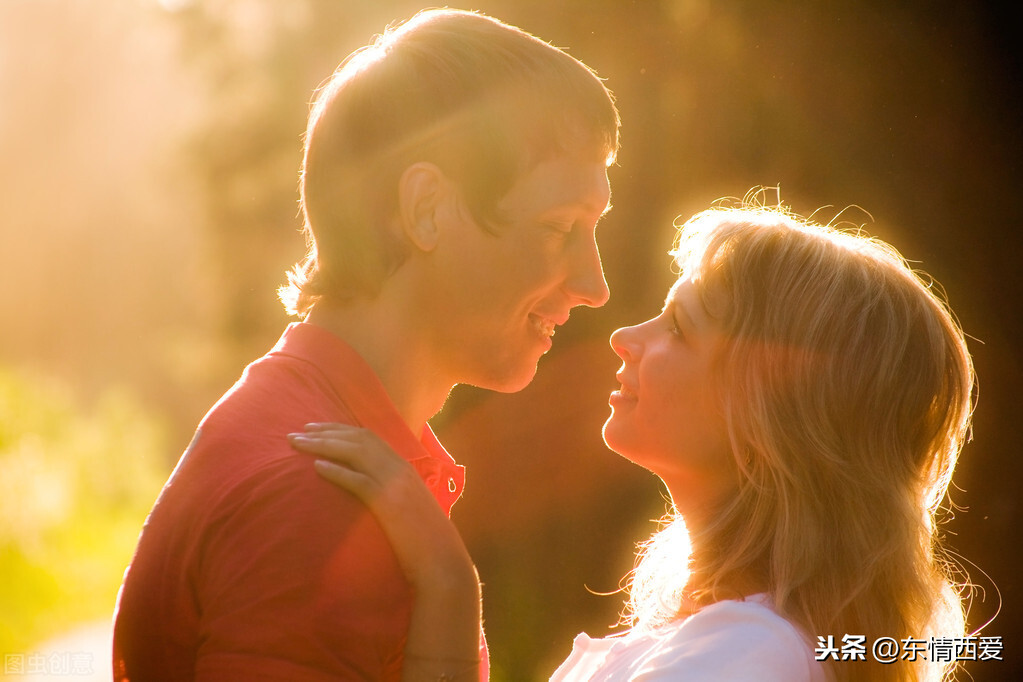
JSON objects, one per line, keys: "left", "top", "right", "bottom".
{"left": 297, "top": 423, "right": 476, "bottom": 594}
{"left": 295, "top": 423, "right": 364, "bottom": 450}
{"left": 293, "top": 424, "right": 398, "bottom": 454}
{"left": 303, "top": 422, "right": 361, "bottom": 436}
{"left": 288, "top": 424, "right": 395, "bottom": 470}
{"left": 313, "top": 460, "right": 377, "bottom": 501}
{"left": 288, "top": 433, "right": 362, "bottom": 466}
{"left": 289, "top": 423, "right": 417, "bottom": 505}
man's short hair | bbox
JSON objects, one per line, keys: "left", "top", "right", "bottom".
{"left": 281, "top": 8, "right": 620, "bottom": 315}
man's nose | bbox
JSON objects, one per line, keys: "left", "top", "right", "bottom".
{"left": 567, "top": 233, "right": 610, "bottom": 308}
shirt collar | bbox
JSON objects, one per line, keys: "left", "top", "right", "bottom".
{"left": 269, "top": 322, "right": 465, "bottom": 509}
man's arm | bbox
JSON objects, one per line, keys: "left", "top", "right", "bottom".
{"left": 193, "top": 458, "right": 413, "bottom": 680}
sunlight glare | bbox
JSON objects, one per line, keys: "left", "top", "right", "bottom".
{"left": 157, "top": 0, "right": 193, "bottom": 12}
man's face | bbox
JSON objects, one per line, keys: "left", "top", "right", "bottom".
{"left": 424, "top": 151, "right": 611, "bottom": 392}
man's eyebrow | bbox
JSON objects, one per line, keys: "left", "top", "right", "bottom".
{"left": 544, "top": 196, "right": 612, "bottom": 212}
{"left": 570, "top": 198, "right": 612, "bottom": 216}
{"left": 543, "top": 200, "right": 612, "bottom": 221}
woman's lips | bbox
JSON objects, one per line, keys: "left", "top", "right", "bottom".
{"left": 611, "top": 372, "right": 638, "bottom": 403}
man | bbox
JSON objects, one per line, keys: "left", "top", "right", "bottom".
{"left": 113, "top": 8, "right": 619, "bottom": 680}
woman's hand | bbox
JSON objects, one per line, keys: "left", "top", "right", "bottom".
{"left": 289, "top": 423, "right": 483, "bottom": 680}
{"left": 288, "top": 423, "right": 468, "bottom": 583}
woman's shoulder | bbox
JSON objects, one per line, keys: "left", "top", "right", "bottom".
{"left": 551, "top": 595, "right": 832, "bottom": 682}
{"left": 678, "top": 593, "right": 801, "bottom": 640}
{"left": 641, "top": 594, "right": 829, "bottom": 681}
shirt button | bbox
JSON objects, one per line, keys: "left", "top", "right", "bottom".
{"left": 447, "top": 477, "right": 457, "bottom": 493}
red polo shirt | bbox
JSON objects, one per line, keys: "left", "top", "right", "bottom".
{"left": 113, "top": 323, "right": 487, "bottom": 680}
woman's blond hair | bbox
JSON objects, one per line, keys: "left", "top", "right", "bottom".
{"left": 627, "top": 200, "right": 976, "bottom": 682}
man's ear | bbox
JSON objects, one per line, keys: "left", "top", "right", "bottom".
{"left": 397, "top": 162, "right": 450, "bottom": 252}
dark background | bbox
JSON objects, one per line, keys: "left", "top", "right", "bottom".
{"left": 0, "top": 1, "right": 1018, "bottom": 679}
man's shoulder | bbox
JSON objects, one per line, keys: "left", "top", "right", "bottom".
{"left": 140, "top": 420, "right": 403, "bottom": 598}
{"left": 117, "top": 425, "right": 410, "bottom": 682}
{"left": 204, "top": 343, "right": 336, "bottom": 425}
{"left": 147, "top": 368, "right": 360, "bottom": 547}
{"left": 185, "top": 343, "right": 353, "bottom": 471}
{"left": 165, "top": 419, "right": 359, "bottom": 528}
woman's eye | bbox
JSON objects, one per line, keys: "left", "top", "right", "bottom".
{"left": 667, "top": 312, "right": 684, "bottom": 339}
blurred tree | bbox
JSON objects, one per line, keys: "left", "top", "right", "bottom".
{"left": 164, "top": 0, "right": 431, "bottom": 363}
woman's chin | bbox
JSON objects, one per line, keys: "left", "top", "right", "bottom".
{"left": 601, "top": 408, "right": 638, "bottom": 453}
{"left": 600, "top": 416, "right": 623, "bottom": 453}
{"left": 601, "top": 423, "right": 642, "bottom": 465}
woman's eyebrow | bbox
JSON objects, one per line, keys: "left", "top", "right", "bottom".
{"left": 664, "top": 284, "right": 701, "bottom": 331}
{"left": 674, "top": 297, "right": 697, "bottom": 331}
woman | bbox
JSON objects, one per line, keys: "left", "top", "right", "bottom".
{"left": 290, "top": 201, "right": 976, "bottom": 681}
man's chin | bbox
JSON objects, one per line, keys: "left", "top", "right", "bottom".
{"left": 464, "top": 360, "right": 539, "bottom": 394}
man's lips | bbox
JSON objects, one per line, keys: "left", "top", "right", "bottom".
{"left": 529, "top": 312, "right": 570, "bottom": 339}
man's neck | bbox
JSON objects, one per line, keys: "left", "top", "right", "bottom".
{"left": 304, "top": 297, "right": 453, "bottom": 435}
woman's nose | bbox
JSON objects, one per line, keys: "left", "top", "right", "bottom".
{"left": 609, "top": 324, "right": 639, "bottom": 360}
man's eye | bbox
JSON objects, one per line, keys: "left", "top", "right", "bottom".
{"left": 542, "top": 221, "right": 573, "bottom": 234}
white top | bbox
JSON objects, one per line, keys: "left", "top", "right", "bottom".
{"left": 549, "top": 594, "right": 831, "bottom": 682}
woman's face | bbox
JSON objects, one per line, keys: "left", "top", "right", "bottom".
{"left": 603, "top": 277, "right": 737, "bottom": 513}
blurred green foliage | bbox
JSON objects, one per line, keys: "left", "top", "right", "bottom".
{"left": 0, "top": 369, "right": 168, "bottom": 654}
